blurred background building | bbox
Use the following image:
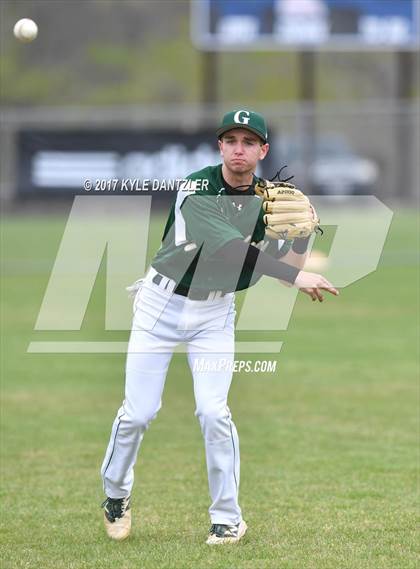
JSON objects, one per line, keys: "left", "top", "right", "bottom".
{"left": 0, "top": 0, "right": 419, "bottom": 208}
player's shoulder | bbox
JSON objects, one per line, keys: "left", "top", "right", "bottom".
{"left": 185, "top": 164, "right": 222, "bottom": 196}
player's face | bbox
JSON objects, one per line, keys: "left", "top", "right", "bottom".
{"left": 219, "top": 129, "right": 269, "bottom": 175}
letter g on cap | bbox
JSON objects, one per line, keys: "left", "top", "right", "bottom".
{"left": 234, "top": 110, "right": 250, "bottom": 125}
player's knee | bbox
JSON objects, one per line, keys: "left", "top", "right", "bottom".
{"left": 122, "top": 398, "right": 162, "bottom": 431}
{"left": 126, "top": 408, "right": 159, "bottom": 430}
{"left": 195, "top": 405, "right": 230, "bottom": 440}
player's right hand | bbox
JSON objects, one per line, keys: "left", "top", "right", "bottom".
{"left": 293, "top": 270, "right": 339, "bottom": 302}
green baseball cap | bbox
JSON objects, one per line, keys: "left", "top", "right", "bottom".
{"left": 216, "top": 109, "right": 268, "bottom": 143}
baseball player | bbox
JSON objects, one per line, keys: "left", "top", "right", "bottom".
{"left": 100, "top": 109, "right": 338, "bottom": 544}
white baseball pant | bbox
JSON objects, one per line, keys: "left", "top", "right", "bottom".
{"left": 101, "top": 268, "right": 242, "bottom": 525}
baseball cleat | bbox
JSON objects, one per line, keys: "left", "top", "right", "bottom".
{"left": 102, "top": 496, "right": 131, "bottom": 541}
{"left": 206, "top": 520, "right": 247, "bottom": 544}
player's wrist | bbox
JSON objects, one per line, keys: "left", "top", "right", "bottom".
{"left": 291, "top": 236, "right": 310, "bottom": 255}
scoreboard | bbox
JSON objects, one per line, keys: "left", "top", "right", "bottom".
{"left": 191, "top": 0, "right": 419, "bottom": 50}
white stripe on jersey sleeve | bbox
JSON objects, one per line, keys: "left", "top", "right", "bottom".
{"left": 174, "top": 180, "right": 198, "bottom": 246}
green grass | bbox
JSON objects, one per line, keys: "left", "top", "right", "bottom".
{"left": 1, "top": 210, "right": 418, "bottom": 569}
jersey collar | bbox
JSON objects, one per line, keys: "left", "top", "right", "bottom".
{"left": 217, "top": 164, "right": 259, "bottom": 196}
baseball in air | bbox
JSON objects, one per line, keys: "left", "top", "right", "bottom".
{"left": 13, "top": 19, "right": 38, "bottom": 43}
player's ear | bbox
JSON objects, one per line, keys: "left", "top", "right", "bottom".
{"left": 218, "top": 138, "right": 224, "bottom": 156}
{"left": 259, "top": 142, "right": 269, "bottom": 160}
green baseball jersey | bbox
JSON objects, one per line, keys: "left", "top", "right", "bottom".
{"left": 152, "top": 164, "right": 291, "bottom": 292}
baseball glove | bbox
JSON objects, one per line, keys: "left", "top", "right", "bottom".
{"left": 254, "top": 180, "right": 321, "bottom": 240}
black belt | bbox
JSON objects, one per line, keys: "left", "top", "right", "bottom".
{"left": 152, "top": 273, "right": 227, "bottom": 301}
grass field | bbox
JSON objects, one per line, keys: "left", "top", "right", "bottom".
{"left": 1, "top": 209, "right": 418, "bottom": 569}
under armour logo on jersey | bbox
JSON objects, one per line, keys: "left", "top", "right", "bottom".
{"left": 232, "top": 201, "right": 243, "bottom": 211}
{"left": 233, "top": 110, "right": 250, "bottom": 125}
